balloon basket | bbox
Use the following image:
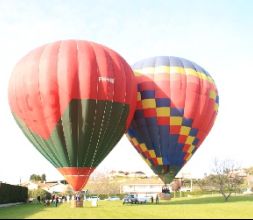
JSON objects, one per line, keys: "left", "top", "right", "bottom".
{"left": 70, "top": 199, "right": 84, "bottom": 208}
{"left": 159, "top": 193, "right": 171, "bottom": 200}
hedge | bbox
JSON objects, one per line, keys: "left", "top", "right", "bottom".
{"left": 170, "top": 190, "right": 218, "bottom": 198}
{"left": 0, "top": 183, "right": 28, "bottom": 204}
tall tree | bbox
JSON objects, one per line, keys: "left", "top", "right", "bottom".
{"left": 211, "top": 159, "right": 244, "bottom": 201}
{"left": 41, "top": 174, "right": 46, "bottom": 182}
{"left": 245, "top": 167, "right": 253, "bottom": 175}
{"left": 30, "top": 174, "right": 42, "bottom": 182}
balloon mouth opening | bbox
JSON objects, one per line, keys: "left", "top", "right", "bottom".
{"left": 57, "top": 167, "right": 95, "bottom": 191}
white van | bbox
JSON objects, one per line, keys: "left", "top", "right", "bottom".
{"left": 123, "top": 194, "right": 148, "bottom": 204}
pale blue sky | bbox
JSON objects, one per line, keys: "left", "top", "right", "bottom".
{"left": 0, "top": 0, "right": 253, "bottom": 184}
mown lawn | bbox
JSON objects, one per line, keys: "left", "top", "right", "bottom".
{"left": 0, "top": 195, "right": 253, "bottom": 219}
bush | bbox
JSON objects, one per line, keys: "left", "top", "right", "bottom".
{"left": 0, "top": 183, "right": 28, "bottom": 204}
{"left": 28, "top": 188, "right": 51, "bottom": 201}
{"left": 170, "top": 190, "right": 220, "bottom": 198}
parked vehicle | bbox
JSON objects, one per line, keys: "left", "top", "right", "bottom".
{"left": 123, "top": 194, "right": 148, "bottom": 204}
{"left": 86, "top": 195, "right": 100, "bottom": 201}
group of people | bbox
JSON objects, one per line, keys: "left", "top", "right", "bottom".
{"left": 37, "top": 193, "right": 85, "bottom": 207}
{"left": 37, "top": 194, "right": 60, "bottom": 207}
{"left": 162, "top": 186, "right": 171, "bottom": 194}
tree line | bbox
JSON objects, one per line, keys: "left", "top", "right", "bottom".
{"left": 29, "top": 174, "right": 46, "bottom": 183}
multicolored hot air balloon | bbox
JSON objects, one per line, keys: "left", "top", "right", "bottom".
{"left": 126, "top": 56, "right": 219, "bottom": 184}
{"left": 8, "top": 40, "right": 136, "bottom": 191}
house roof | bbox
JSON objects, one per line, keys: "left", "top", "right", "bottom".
{"left": 21, "top": 180, "right": 68, "bottom": 189}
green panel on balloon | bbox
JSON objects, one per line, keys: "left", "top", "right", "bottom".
{"left": 154, "top": 166, "right": 181, "bottom": 184}
{"left": 13, "top": 99, "right": 129, "bottom": 168}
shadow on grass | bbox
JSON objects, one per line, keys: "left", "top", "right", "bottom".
{"left": 0, "top": 203, "right": 61, "bottom": 219}
{"left": 122, "top": 195, "right": 253, "bottom": 206}
{"left": 162, "top": 195, "right": 253, "bottom": 205}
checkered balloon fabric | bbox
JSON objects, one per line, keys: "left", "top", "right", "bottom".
{"left": 127, "top": 56, "right": 219, "bottom": 183}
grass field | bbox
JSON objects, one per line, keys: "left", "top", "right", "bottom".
{"left": 0, "top": 195, "right": 253, "bottom": 219}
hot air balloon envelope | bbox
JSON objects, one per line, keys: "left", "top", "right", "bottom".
{"left": 9, "top": 40, "right": 137, "bottom": 191}
{"left": 127, "top": 56, "right": 219, "bottom": 183}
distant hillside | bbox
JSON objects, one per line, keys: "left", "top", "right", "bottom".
{"left": 84, "top": 173, "right": 163, "bottom": 195}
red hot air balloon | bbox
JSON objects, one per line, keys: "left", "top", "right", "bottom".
{"left": 8, "top": 40, "right": 137, "bottom": 191}
{"left": 127, "top": 56, "right": 219, "bottom": 184}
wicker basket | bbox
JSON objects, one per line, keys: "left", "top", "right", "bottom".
{"left": 70, "top": 199, "right": 84, "bottom": 208}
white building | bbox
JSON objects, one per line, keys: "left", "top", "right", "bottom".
{"left": 21, "top": 180, "right": 73, "bottom": 194}
{"left": 41, "top": 181, "right": 72, "bottom": 194}
{"left": 21, "top": 181, "right": 40, "bottom": 190}
{"left": 121, "top": 184, "right": 166, "bottom": 197}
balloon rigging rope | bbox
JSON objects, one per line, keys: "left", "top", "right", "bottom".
{"left": 81, "top": 43, "right": 100, "bottom": 168}
{"left": 102, "top": 57, "right": 128, "bottom": 159}
{"left": 88, "top": 65, "right": 108, "bottom": 172}
{"left": 88, "top": 51, "right": 127, "bottom": 174}
{"left": 85, "top": 46, "right": 111, "bottom": 176}
{"left": 91, "top": 51, "right": 115, "bottom": 166}
{"left": 83, "top": 62, "right": 99, "bottom": 173}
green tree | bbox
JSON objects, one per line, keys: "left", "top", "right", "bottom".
{"left": 28, "top": 188, "right": 51, "bottom": 201}
{"left": 41, "top": 174, "right": 46, "bottom": 182}
{"left": 30, "top": 174, "right": 42, "bottom": 182}
{"left": 195, "top": 175, "right": 218, "bottom": 193}
{"left": 195, "top": 178, "right": 209, "bottom": 192}
{"left": 30, "top": 174, "right": 47, "bottom": 183}
{"left": 245, "top": 167, "right": 253, "bottom": 175}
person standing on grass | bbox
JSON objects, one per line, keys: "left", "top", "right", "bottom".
{"left": 55, "top": 196, "right": 59, "bottom": 207}
{"left": 156, "top": 194, "right": 159, "bottom": 204}
{"left": 67, "top": 194, "right": 70, "bottom": 203}
{"left": 151, "top": 196, "right": 154, "bottom": 203}
{"left": 37, "top": 195, "right": 41, "bottom": 204}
